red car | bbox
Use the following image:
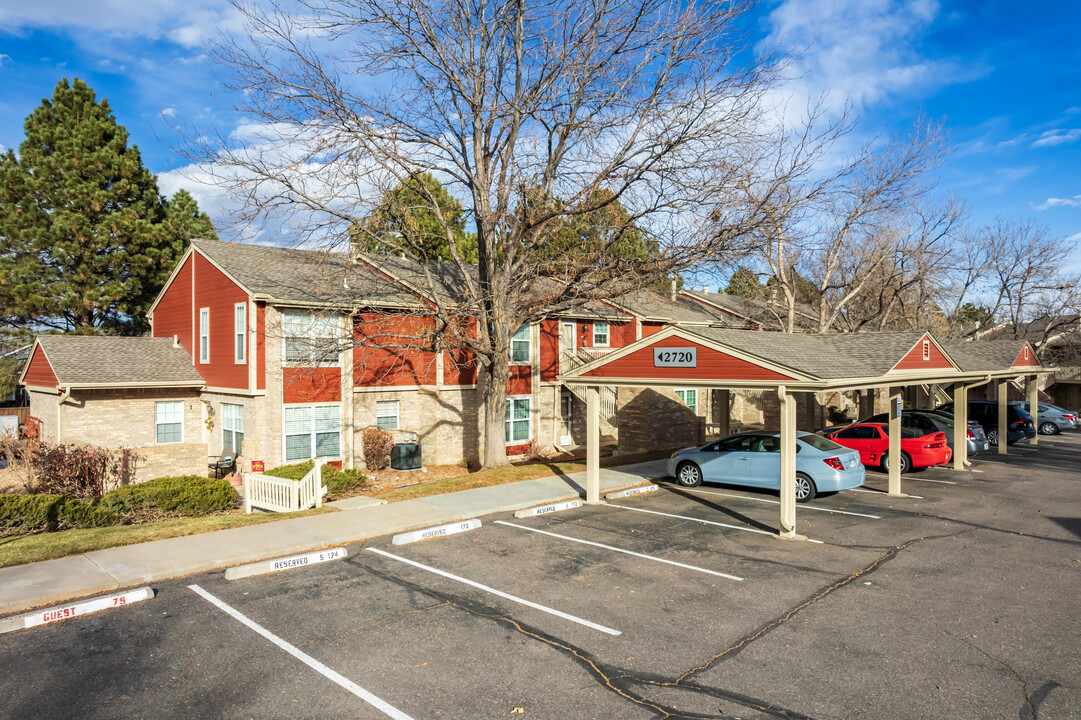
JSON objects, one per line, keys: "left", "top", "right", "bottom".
{"left": 823, "top": 423, "right": 951, "bottom": 474}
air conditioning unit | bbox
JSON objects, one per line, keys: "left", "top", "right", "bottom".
{"left": 391, "top": 442, "right": 422, "bottom": 471}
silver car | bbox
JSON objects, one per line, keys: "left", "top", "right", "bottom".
{"left": 1009, "top": 402, "right": 1080, "bottom": 435}
{"left": 860, "top": 410, "right": 990, "bottom": 457}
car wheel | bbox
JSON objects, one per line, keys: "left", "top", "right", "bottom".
{"left": 880, "top": 451, "right": 912, "bottom": 474}
{"left": 795, "top": 472, "right": 817, "bottom": 503}
{"left": 986, "top": 429, "right": 998, "bottom": 446}
{"left": 675, "top": 461, "right": 702, "bottom": 487}
{"left": 1039, "top": 421, "right": 1060, "bottom": 436}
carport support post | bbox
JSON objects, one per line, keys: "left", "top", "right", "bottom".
{"left": 1028, "top": 377, "right": 1039, "bottom": 446}
{"left": 718, "top": 389, "right": 730, "bottom": 436}
{"left": 951, "top": 382, "right": 968, "bottom": 471}
{"left": 778, "top": 386, "right": 799, "bottom": 539}
{"left": 998, "top": 380, "right": 1009, "bottom": 455}
{"left": 888, "top": 386, "right": 903, "bottom": 496}
{"left": 586, "top": 385, "right": 601, "bottom": 504}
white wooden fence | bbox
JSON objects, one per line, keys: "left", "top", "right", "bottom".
{"left": 243, "top": 458, "right": 327, "bottom": 514}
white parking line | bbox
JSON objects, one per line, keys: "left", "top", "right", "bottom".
{"left": 681, "top": 488, "right": 881, "bottom": 519}
{"left": 608, "top": 503, "right": 777, "bottom": 535}
{"left": 850, "top": 488, "right": 924, "bottom": 499}
{"left": 189, "top": 585, "right": 415, "bottom": 720}
{"left": 366, "top": 548, "right": 621, "bottom": 636}
{"left": 908, "top": 477, "right": 956, "bottom": 485}
{"left": 494, "top": 520, "right": 744, "bottom": 582}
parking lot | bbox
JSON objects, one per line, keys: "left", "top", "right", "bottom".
{"left": 3, "top": 435, "right": 1080, "bottom": 720}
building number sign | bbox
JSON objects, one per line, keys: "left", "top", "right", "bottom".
{"left": 654, "top": 347, "right": 697, "bottom": 368}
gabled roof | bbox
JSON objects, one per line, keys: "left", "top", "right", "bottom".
{"left": 682, "top": 290, "right": 817, "bottom": 330}
{"left": 22, "top": 336, "right": 205, "bottom": 388}
{"left": 613, "top": 290, "right": 735, "bottom": 325}
{"left": 191, "top": 239, "right": 423, "bottom": 308}
{"left": 942, "top": 339, "right": 1038, "bottom": 372}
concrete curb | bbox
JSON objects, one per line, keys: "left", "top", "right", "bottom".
{"left": 0, "top": 462, "right": 669, "bottom": 617}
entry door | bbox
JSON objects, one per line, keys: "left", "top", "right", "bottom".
{"left": 560, "top": 394, "right": 573, "bottom": 446}
{"left": 560, "top": 321, "right": 576, "bottom": 353}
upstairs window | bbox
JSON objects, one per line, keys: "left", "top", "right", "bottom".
{"left": 235, "top": 303, "right": 247, "bottom": 364}
{"left": 510, "top": 325, "right": 531, "bottom": 363}
{"left": 283, "top": 310, "right": 341, "bottom": 365}
{"left": 155, "top": 401, "right": 183, "bottom": 444}
{"left": 593, "top": 322, "right": 610, "bottom": 347}
{"left": 199, "top": 308, "right": 209, "bottom": 363}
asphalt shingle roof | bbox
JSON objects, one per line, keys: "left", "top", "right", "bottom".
{"left": 36, "top": 336, "right": 205, "bottom": 386}
{"left": 192, "top": 239, "right": 422, "bottom": 308}
{"left": 614, "top": 290, "right": 735, "bottom": 325}
{"left": 942, "top": 340, "right": 1028, "bottom": 372}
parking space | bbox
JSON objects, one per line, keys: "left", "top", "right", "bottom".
{"left": 2, "top": 434, "right": 1080, "bottom": 719}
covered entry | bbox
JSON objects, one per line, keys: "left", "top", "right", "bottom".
{"left": 560, "top": 327, "right": 1048, "bottom": 540}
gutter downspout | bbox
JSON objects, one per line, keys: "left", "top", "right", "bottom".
{"left": 57, "top": 385, "right": 71, "bottom": 441}
{"left": 957, "top": 374, "right": 992, "bottom": 468}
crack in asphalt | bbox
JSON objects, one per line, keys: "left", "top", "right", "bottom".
{"left": 291, "top": 600, "right": 451, "bottom": 650}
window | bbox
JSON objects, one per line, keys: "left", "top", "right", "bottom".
{"left": 376, "top": 400, "right": 399, "bottom": 431}
{"left": 505, "top": 397, "right": 531, "bottom": 444}
{"left": 234, "top": 303, "right": 246, "bottom": 363}
{"left": 593, "top": 322, "right": 609, "bottom": 347}
{"left": 199, "top": 308, "right": 209, "bottom": 363}
{"left": 155, "top": 401, "right": 183, "bottom": 444}
{"left": 675, "top": 389, "right": 697, "bottom": 414}
{"left": 510, "top": 325, "right": 531, "bottom": 363}
{"left": 284, "top": 405, "right": 341, "bottom": 461}
{"left": 222, "top": 404, "right": 244, "bottom": 455}
{"left": 718, "top": 435, "right": 757, "bottom": 452}
{"left": 922, "top": 338, "right": 930, "bottom": 361}
{"left": 283, "top": 309, "right": 340, "bottom": 365}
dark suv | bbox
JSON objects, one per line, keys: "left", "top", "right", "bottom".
{"left": 936, "top": 401, "right": 1036, "bottom": 446}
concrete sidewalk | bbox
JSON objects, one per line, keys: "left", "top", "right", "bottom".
{"left": 0, "top": 460, "right": 668, "bottom": 616}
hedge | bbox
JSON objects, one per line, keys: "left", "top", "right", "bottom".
{"left": 98, "top": 476, "right": 238, "bottom": 518}
{"left": 263, "top": 461, "right": 369, "bottom": 495}
{"left": 0, "top": 494, "right": 124, "bottom": 537}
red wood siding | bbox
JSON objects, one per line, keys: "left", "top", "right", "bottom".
{"left": 256, "top": 303, "right": 266, "bottom": 391}
{"left": 151, "top": 254, "right": 194, "bottom": 358}
{"left": 539, "top": 319, "right": 560, "bottom": 381}
{"left": 24, "top": 346, "right": 58, "bottom": 389}
{"left": 894, "top": 335, "right": 955, "bottom": 371}
{"left": 444, "top": 348, "right": 478, "bottom": 385}
{"left": 508, "top": 366, "right": 532, "bottom": 395}
{"left": 582, "top": 336, "right": 796, "bottom": 381}
{"left": 192, "top": 253, "right": 250, "bottom": 389}
{"left": 1013, "top": 344, "right": 1041, "bottom": 367}
{"left": 353, "top": 314, "right": 438, "bottom": 386}
{"left": 612, "top": 321, "right": 636, "bottom": 347}
{"left": 283, "top": 367, "right": 342, "bottom": 403}
{"left": 641, "top": 322, "right": 666, "bottom": 337}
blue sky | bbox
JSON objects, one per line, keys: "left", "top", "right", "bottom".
{"left": 1, "top": 0, "right": 1079, "bottom": 266}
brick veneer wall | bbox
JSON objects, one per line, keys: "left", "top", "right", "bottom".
{"left": 616, "top": 386, "right": 703, "bottom": 452}
{"left": 27, "top": 389, "right": 59, "bottom": 442}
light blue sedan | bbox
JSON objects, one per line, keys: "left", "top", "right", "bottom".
{"left": 666, "top": 431, "right": 865, "bottom": 502}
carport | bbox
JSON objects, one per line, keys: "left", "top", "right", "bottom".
{"left": 560, "top": 327, "right": 1050, "bottom": 541}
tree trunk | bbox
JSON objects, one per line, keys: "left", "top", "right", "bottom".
{"left": 481, "top": 351, "right": 511, "bottom": 468}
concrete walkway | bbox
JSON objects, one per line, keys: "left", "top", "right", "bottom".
{"left": 0, "top": 460, "right": 668, "bottom": 616}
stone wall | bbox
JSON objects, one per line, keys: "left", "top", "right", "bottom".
{"left": 616, "top": 386, "right": 703, "bottom": 453}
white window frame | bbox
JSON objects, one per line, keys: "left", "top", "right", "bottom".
{"left": 592, "top": 321, "right": 610, "bottom": 347}
{"left": 376, "top": 400, "right": 400, "bottom": 431}
{"left": 234, "top": 303, "right": 247, "bottom": 364}
{"left": 155, "top": 401, "right": 184, "bottom": 445}
{"left": 199, "top": 308, "right": 209, "bottom": 364}
{"left": 283, "top": 403, "right": 342, "bottom": 462}
{"left": 282, "top": 309, "right": 341, "bottom": 366}
{"left": 510, "top": 325, "right": 531, "bottom": 364}
{"left": 222, "top": 403, "right": 244, "bottom": 455}
{"left": 505, "top": 395, "right": 532, "bottom": 446}
{"left": 675, "top": 388, "right": 698, "bottom": 415}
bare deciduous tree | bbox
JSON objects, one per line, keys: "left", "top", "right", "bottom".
{"left": 186, "top": 0, "right": 784, "bottom": 466}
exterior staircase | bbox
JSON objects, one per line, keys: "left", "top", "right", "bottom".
{"left": 559, "top": 349, "right": 619, "bottom": 427}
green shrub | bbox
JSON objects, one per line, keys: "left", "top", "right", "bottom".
{"left": 263, "top": 461, "right": 369, "bottom": 496}
{"left": 0, "top": 494, "right": 124, "bottom": 536}
{"left": 99, "top": 476, "right": 237, "bottom": 518}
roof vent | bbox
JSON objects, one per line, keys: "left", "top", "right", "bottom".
{"left": 173, "top": 335, "right": 180, "bottom": 349}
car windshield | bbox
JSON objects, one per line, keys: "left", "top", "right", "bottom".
{"left": 798, "top": 434, "right": 844, "bottom": 452}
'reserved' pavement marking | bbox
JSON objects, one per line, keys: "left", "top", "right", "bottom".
{"left": 188, "top": 584, "right": 415, "bottom": 720}
{"left": 366, "top": 548, "right": 621, "bottom": 636}
{"left": 607, "top": 503, "right": 778, "bottom": 535}
{"left": 680, "top": 488, "right": 881, "bottom": 519}
{"left": 494, "top": 520, "right": 743, "bottom": 582}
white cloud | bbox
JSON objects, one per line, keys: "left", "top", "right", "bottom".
{"left": 161, "top": 107, "right": 177, "bottom": 118}
{"left": 761, "top": 0, "right": 962, "bottom": 116}
{"left": 1034, "top": 195, "right": 1081, "bottom": 211}
{"left": 1065, "top": 231, "right": 1081, "bottom": 243}
{"left": 1032, "top": 128, "right": 1081, "bottom": 148}
{"left": 0, "top": 53, "right": 10, "bottom": 67}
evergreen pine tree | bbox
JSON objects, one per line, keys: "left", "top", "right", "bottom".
{"left": 0, "top": 78, "right": 215, "bottom": 334}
